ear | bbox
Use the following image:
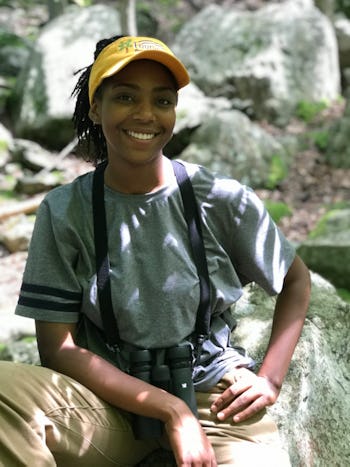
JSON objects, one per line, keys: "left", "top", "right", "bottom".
{"left": 88, "top": 100, "right": 101, "bottom": 124}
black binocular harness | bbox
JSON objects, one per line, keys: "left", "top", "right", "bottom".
{"left": 92, "top": 160, "right": 211, "bottom": 360}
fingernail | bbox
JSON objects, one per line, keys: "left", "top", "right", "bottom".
{"left": 217, "top": 412, "right": 225, "bottom": 420}
{"left": 210, "top": 405, "right": 217, "bottom": 413}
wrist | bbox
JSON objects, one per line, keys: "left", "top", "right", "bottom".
{"left": 160, "top": 396, "right": 193, "bottom": 425}
{"left": 257, "top": 372, "right": 282, "bottom": 391}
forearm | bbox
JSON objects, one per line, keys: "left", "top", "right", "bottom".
{"left": 258, "top": 255, "right": 311, "bottom": 388}
{"left": 41, "top": 342, "right": 187, "bottom": 424}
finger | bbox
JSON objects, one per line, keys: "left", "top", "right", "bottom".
{"left": 231, "top": 396, "right": 268, "bottom": 423}
{"left": 214, "top": 391, "right": 253, "bottom": 421}
{"left": 210, "top": 379, "right": 253, "bottom": 413}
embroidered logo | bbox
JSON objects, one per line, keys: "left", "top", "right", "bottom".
{"left": 134, "top": 40, "right": 167, "bottom": 52}
{"left": 117, "top": 38, "right": 133, "bottom": 53}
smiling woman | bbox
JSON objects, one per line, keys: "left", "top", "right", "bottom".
{"left": 88, "top": 60, "right": 178, "bottom": 192}
{"left": 0, "top": 34, "right": 311, "bottom": 467}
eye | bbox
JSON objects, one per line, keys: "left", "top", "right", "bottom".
{"left": 157, "top": 95, "right": 176, "bottom": 107}
{"left": 115, "top": 93, "right": 134, "bottom": 103}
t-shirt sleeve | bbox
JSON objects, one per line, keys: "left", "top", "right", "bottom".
{"left": 227, "top": 184, "right": 296, "bottom": 295}
{"left": 15, "top": 198, "right": 82, "bottom": 323}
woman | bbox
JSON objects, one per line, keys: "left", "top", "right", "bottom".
{"left": 0, "top": 35, "right": 311, "bottom": 466}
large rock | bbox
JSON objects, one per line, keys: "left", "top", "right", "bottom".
{"left": 179, "top": 108, "right": 289, "bottom": 188}
{"left": 174, "top": 1, "right": 340, "bottom": 124}
{"left": 233, "top": 273, "right": 350, "bottom": 467}
{"left": 297, "top": 207, "right": 350, "bottom": 289}
{"left": 12, "top": 4, "right": 122, "bottom": 149}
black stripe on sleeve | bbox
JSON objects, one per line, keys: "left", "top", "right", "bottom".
{"left": 21, "top": 283, "right": 82, "bottom": 301}
{"left": 18, "top": 296, "right": 80, "bottom": 312}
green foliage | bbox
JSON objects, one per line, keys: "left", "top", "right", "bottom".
{"left": 308, "top": 209, "right": 335, "bottom": 238}
{"left": 295, "top": 100, "right": 328, "bottom": 123}
{"left": 20, "top": 335, "right": 37, "bottom": 343}
{"left": 263, "top": 200, "right": 292, "bottom": 224}
{"left": 310, "top": 130, "right": 330, "bottom": 151}
{"left": 266, "top": 153, "right": 288, "bottom": 189}
{"left": 0, "top": 140, "right": 8, "bottom": 151}
{"left": 71, "top": 0, "right": 92, "bottom": 6}
{"left": 336, "top": 0, "right": 350, "bottom": 17}
{"left": 308, "top": 202, "right": 350, "bottom": 238}
{"left": 336, "top": 288, "right": 350, "bottom": 303}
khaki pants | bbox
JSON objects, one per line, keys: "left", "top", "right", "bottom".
{"left": 0, "top": 361, "right": 290, "bottom": 466}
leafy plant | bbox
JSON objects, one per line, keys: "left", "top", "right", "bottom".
{"left": 295, "top": 100, "right": 328, "bottom": 123}
{"left": 263, "top": 200, "right": 292, "bottom": 224}
{"left": 310, "top": 130, "right": 330, "bottom": 151}
{"left": 336, "top": 288, "right": 350, "bottom": 303}
{"left": 266, "top": 153, "right": 288, "bottom": 189}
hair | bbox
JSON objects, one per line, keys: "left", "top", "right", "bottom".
{"left": 71, "top": 35, "right": 125, "bottom": 164}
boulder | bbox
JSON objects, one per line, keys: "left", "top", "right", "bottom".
{"left": 179, "top": 109, "right": 289, "bottom": 189}
{"left": 12, "top": 4, "right": 122, "bottom": 149}
{"left": 233, "top": 273, "right": 350, "bottom": 467}
{"left": 0, "top": 214, "right": 35, "bottom": 253}
{"left": 174, "top": 1, "right": 340, "bottom": 124}
{"left": 165, "top": 83, "right": 231, "bottom": 156}
{"left": 297, "top": 207, "right": 350, "bottom": 290}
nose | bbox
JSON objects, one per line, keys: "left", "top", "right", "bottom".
{"left": 133, "top": 99, "right": 155, "bottom": 121}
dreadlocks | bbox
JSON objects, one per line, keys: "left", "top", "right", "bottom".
{"left": 71, "top": 35, "right": 125, "bottom": 164}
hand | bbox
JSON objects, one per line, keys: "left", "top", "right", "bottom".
{"left": 164, "top": 406, "right": 217, "bottom": 466}
{"left": 210, "top": 368, "right": 280, "bottom": 423}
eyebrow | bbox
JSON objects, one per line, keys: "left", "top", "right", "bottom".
{"left": 110, "top": 82, "right": 177, "bottom": 93}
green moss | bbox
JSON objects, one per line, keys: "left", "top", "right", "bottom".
{"left": 311, "top": 130, "right": 330, "bottom": 151}
{"left": 266, "top": 153, "right": 288, "bottom": 189}
{"left": 20, "top": 336, "right": 36, "bottom": 344}
{"left": 336, "top": 288, "right": 350, "bottom": 303}
{"left": 308, "top": 203, "right": 350, "bottom": 238}
{"left": 0, "top": 189, "right": 17, "bottom": 201}
{"left": 264, "top": 200, "right": 293, "bottom": 223}
{"left": 295, "top": 100, "right": 328, "bottom": 123}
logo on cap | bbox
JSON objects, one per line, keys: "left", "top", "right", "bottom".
{"left": 117, "top": 38, "right": 167, "bottom": 55}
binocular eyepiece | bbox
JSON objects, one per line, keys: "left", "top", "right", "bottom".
{"left": 129, "top": 344, "right": 197, "bottom": 440}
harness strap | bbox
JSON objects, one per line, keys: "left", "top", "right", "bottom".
{"left": 92, "top": 159, "right": 211, "bottom": 352}
{"left": 171, "top": 160, "right": 211, "bottom": 347}
{"left": 92, "top": 160, "right": 121, "bottom": 350}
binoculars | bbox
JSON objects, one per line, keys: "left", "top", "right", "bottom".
{"left": 129, "top": 344, "right": 198, "bottom": 440}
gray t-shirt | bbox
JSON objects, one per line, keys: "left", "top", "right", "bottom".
{"left": 15, "top": 160, "right": 295, "bottom": 390}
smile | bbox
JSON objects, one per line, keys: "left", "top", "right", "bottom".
{"left": 126, "top": 130, "right": 157, "bottom": 140}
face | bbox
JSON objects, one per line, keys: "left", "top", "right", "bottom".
{"left": 89, "top": 59, "right": 177, "bottom": 167}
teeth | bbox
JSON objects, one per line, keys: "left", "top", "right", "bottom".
{"left": 127, "top": 130, "right": 156, "bottom": 140}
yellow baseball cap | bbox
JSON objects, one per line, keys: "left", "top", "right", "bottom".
{"left": 88, "top": 36, "right": 190, "bottom": 104}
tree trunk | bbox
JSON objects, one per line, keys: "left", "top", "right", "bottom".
{"left": 119, "top": 0, "right": 137, "bottom": 36}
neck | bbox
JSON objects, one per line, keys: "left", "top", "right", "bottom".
{"left": 104, "top": 155, "right": 173, "bottom": 194}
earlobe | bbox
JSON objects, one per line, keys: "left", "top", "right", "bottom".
{"left": 88, "top": 101, "right": 101, "bottom": 124}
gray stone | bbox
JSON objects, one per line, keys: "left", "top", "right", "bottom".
{"left": 179, "top": 109, "right": 289, "bottom": 188}
{"left": 11, "top": 138, "right": 54, "bottom": 172}
{"left": 12, "top": 4, "right": 122, "bottom": 149}
{"left": 174, "top": 1, "right": 340, "bottom": 124}
{"left": 0, "top": 214, "right": 35, "bottom": 253}
{"left": 297, "top": 208, "right": 350, "bottom": 290}
{"left": 233, "top": 273, "right": 350, "bottom": 467}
